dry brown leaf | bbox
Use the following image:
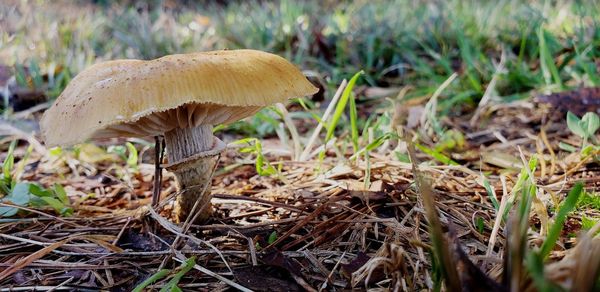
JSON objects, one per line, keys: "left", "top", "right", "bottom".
{"left": 0, "top": 239, "right": 68, "bottom": 281}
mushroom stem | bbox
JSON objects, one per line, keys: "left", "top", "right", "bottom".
{"left": 164, "top": 125, "right": 222, "bottom": 223}
{"left": 165, "top": 125, "right": 214, "bottom": 163}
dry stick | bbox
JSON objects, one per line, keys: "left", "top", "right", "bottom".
{"left": 0, "top": 203, "right": 78, "bottom": 227}
{"left": 406, "top": 136, "right": 461, "bottom": 290}
{"left": 147, "top": 207, "right": 235, "bottom": 280}
{"left": 11, "top": 101, "right": 52, "bottom": 119}
{"left": 220, "top": 207, "right": 275, "bottom": 220}
{"left": 276, "top": 103, "right": 302, "bottom": 161}
{"left": 0, "top": 260, "right": 127, "bottom": 269}
{"left": 111, "top": 217, "right": 131, "bottom": 245}
{"left": 539, "top": 125, "right": 557, "bottom": 177}
{"left": 151, "top": 136, "right": 163, "bottom": 207}
{"left": 320, "top": 251, "right": 346, "bottom": 291}
{"left": 536, "top": 137, "right": 547, "bottom": 178}
{"left": 486, "top": 175, "right": 509, "bottom": 257}
{"left": 303, "top": 251, "right": 331, "bottom": 277}
{"left": 36, "top": 249, "right": 245, "bottom": 257}
{"left": 0, "top": 287, "right": 86, "bottom": 292}
{"left": 153, "top": 148, "right": 218, "bottom": 271}
{"left": 247, "top": 237, "right": 258, "bottom": 266}
{"left": 284, "top": 208, "right": 359, "bottom": 251}
{"left": 267, "top": 202, "right": 331, "bottom": 249}
{"left": 196, "top": 217, "right": 306, "bottom": 231}
{"left": 298, "top": 79, "right": 348, "bottom": 161}
{"left": 0, "top": 239, "right": 69, "bottom": 281}
{"left": 104, "top": 259, "right": 114, "bottom": 287}
{"left": 213, "top": 193, "right": 304, "bottom": 212}
{"left": 48, "top": 277, "right": 75, "bottom": 292}
{"left": 172, "top": 251, "right": 252, "bottom": 292}
{"left": 91, "top": 270, "right": 110, "bottom": 287}
{"left": 548, "top": 154, "right": 596, "bottom": 184}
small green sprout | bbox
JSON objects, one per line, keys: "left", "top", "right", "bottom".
{"left": 0, "top": 141, "right": 72, "bottom": 217}
{"left": 566, "top": 111, "right": 599, "bottom": 146}
{"left": 231, "top": 138, "right": 277, "bottom": 176}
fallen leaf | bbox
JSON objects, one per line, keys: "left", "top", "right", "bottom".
{"left": 0, "top": 239, "right": 68, "bottom": 281}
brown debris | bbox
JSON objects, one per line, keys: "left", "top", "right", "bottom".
{"left": 0, "top": 97, "right": 598, "bottom": 290}
{"left": 536, "top": 87, "right": 600, "bottom": 116}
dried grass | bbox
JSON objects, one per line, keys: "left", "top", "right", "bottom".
{"left": 0, "top": 92, "right": 599, "bottom": 291}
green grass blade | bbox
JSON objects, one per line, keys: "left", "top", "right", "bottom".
{"left": 539, "top": 182, "right": 584, "bottom": 258}
{"left": 415, "top": 143, "right": 459, "bottom": 165}
{"left": 14, "top": 63, "right": 28, "bottom": 88}
{"left": 125, "top": 142, "right": 139, "bottom": 170}
{"left": 325, "top": 71, "right": 363, "bottom": 142}
{"left": 537, "top": 27, "right": 562, "bottom": 87}
{"left": 3, "top": 140, "right": 17, "bottom": 184}
{"left": 160, "top": 256, "right": 196, "bottom": 292}
{"left": 505, "top": 182, "right": 534, "bottom": 290}
{"left": 406, "top": 139, "right": 462, "bottom": 291}
{"left": 53, "top": 184, "right": 69, "bottom": 205}
{"left": 39, "top": 197, "right": 67, "bottom": 215}
{"left": 350, "top": 132, "right": 397, "bottom": 161}
{"left": 29, "top": 59, "right": 44, "bottom": 89}
{"left": 482, "top": 177, "right": 500, "bottom": 211}
{"left": 525, "top": 251, "right": 562, "bottom": 292}
{"left": 132, "top": 269, "right": 170, "bottom": 292}
{"left": 349, "top": 92, "right": 359, "bottom": 152}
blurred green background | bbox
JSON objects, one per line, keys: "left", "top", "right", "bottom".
{"left": 1, "top": 0, "right": 599, "bottom": 125}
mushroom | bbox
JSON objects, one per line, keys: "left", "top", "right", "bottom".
{"left": 40, "top": 49, "right": 318, "bottom": 222}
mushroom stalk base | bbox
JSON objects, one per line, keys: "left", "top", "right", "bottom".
{"left": 164, "top": 125, "right": 223, "bottom": 223}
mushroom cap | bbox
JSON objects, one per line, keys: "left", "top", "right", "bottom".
{"left": 40, "top": 49, "right": 318, "bottom": 147}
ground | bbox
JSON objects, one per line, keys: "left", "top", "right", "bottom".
{"left": 0, "top": 1, "right": 600, "bottom": 291}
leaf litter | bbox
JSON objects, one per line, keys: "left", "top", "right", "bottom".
{"left": 0, "top": 86, "right": 599, "bottom": 291}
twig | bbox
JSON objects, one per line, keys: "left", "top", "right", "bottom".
{"left": 248, "top": 237, "right": 258, "bottom": 266}
{"left": 486, "top": 175, "right": 509, "bottom": 257}
{"left": 11, "top": 101, "right": 52, "bottom": 119}
{"left": 0, "top": 287, "right": 93, "bottom": 292}
{"left": 319, "top": 251, "right": 346, "bottom": 291}
{"left": 0, "top": 239, "right": 69, "bottom": 281}
{"left": 0, "top": 203, "right": 79, "bottom": 227}
{"left": 172, "top": 253, "right": 252, "bottom": 292}
{"left": 151, "top": 135, "right": 164, "bottom": 207}
{"left": 112, "top": 217, "right": 131, "bottom": 245}
{"left": 196, "top": 217, "right": 307, "bottom": 231}
{"left": 540, "top": 125, "right": 557, "bottom": 176}
{"left": 212, "top": 193, "right": 304, "bottom": 212}
{"left": 146, "top": 207, "right": 233, "bottom": 274}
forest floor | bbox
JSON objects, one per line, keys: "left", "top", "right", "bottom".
{"left": 1, "top": 1, "right": 600, "bottom": 291}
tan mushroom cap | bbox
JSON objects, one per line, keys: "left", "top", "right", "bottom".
{"left": 40, "top": 49, "right": 318, "bottom": 147}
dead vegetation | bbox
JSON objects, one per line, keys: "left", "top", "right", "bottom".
{"left": 1, "top": 97, "right": 599, "bottom": 290}
{"left": 1, "top": 0, "right": 600, "bottom": 291}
